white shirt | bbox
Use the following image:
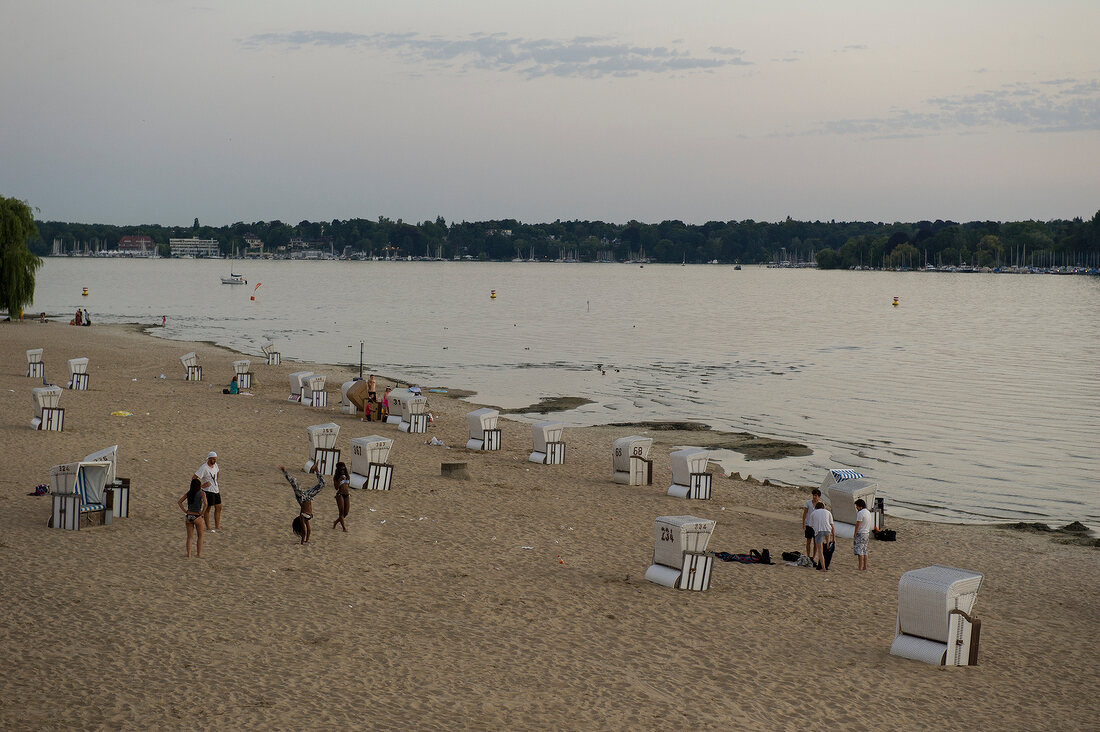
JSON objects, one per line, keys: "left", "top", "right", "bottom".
{"left": 195, "top": 461, "right": 220, "bottom": 494}
{"left": 809, "top": 507, "right": 834, "bottom": 534}
{"left": 803, "top": 499, "right": 817, "bottom": 526}
{"left": 854, "top": 507, "right": 873, "bottom": 535}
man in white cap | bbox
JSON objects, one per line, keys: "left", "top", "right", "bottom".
{"left": 193, "top": 451, "right": 222, "bottom": 532}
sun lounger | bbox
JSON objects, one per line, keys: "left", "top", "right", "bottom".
{"left": 667, "top": 448, "right": 712, "bottom": 498}
{"left": 31, "top": 386, "right": 64, "bottom": 431}
{"left": 302, "top": 374, "right": 327, "bottom": 407}
{"left": 644, "top": 515, "right": 716, "bottom": 591}
{"left": 50, "top": 462, "right": 114, "bottom": 530}
{"left": 26, "top": 348, "right": 44, "bottom": 378}
{"left": 261, "top": 341, "right": 281, "bottom": 365}
{"left": 890, "top": 565, "right": 984, "bottom": 666}
{"left": 398, "top": 395, "right": 428, "bottom": 433}
{"left": 529, "top": 421, "right": 565, "bottom": 464}
{"left": 84, "top": 445, "right": 130, "bottom": 518}
{"left": 180, "top": 352, "right": 201, "bottom": 381}
{"left": 466, "top": 408, "right": 501, "bottom": 450}
{"left": 304, "top": 423, "right": 340, "bottom": 475}
{"left": 612, "top": 435, "right": 653, "bottom": 485}
{"left": 67, "top": 357, "right": 90, "bottom": 390}
{"left": 826, "top": 477, "right": 877, "bottom": 538}
{"left": 349, "top": 435, "right": 394, "bottom": 490}
{"left": 232, "top": 359, "right": 252, "bottom": 389}
{"left": 288, "top": 371, "right": 314, "bottom": 402}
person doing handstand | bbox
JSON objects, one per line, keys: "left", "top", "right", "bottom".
{"left": 278, "top": 464, "right": 325, "bottom": 544}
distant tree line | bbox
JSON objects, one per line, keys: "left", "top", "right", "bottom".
{"left": 28, "top": 212, "right": 1100, "bottom": 267}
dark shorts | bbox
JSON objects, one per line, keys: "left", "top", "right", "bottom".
{"left": 804, "top": 525, "right": 815, "bottom": 539}
{"left": 204, "top": 491, "right": 221, "bottom": 506}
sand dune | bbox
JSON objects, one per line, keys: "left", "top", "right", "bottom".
{"left": 0, "top": 321, "right": 1096, "bottom": 730}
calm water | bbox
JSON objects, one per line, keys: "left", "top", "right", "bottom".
{"left": 30, "top": 258, "right": 1100, "bottom": 528}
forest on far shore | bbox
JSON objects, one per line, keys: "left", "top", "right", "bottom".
{"left": 30, "top": 211, "right": 1100, "bottom": 269}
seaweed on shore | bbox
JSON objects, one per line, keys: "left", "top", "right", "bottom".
{"left": 1001, "top": 521, "right": 1098, "bottom": 547}
{"left": 606, "top": 423, "right": 811, "bottom": 461}
{"left": 500, "top": 396, "right": 594, "bottom": 414}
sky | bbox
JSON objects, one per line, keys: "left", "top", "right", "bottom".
{"left": 2, "top": 0, "right": 1098, "bottom": 227}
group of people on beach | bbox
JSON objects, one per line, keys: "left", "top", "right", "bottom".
{"left": 360, "top": 374, "right": 391, "bottom": 422}
{"left": 801, "top": 487, "right": 873, "bottom": 571}
{"left": 70, "top": 308, "right": 91, "bottom": 326}
{"left": 177, "top": 451, "right": 352, "bottom": 557}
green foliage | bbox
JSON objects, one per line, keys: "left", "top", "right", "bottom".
{"left": 23, "top": 210, "right": 1100, "bottom": 267}
{"left": 0, "top": 196, "right": 44, "bottom": 317}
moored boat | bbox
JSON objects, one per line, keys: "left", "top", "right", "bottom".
{"left": 221, "top": 273, "right": 247, "bottom": 284}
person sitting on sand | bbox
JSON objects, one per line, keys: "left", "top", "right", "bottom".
{"left": 279, "top": 464, "right": 325, "bottom": 544}
{"left": 178, "top": 478, "right": 208, "bottom": 558}
{"left": 332, "top": 462, "right": 350, "bottom": 532}
{"left": 809, "top": 501, "right": 835, "bottom": 571}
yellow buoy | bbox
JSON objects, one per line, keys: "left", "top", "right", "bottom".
{"left": 82, "top": 287, "right": 89, "bottom": 296}
{"left": 490, "top": 289, "right": 497, "bottom": 299}
{"left": 892, "top": 297, "right": 899, "bottom": 307}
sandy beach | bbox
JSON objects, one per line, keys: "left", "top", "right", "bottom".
{"left": 1, "top": 321, "right": 1096, "bottom": 731}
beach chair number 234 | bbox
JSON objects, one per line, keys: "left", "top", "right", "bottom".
{"left": 660, "top": 527, "right": 675, "bottom": 542}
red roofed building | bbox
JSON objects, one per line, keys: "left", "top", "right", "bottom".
{"left": 118, "top": 235, "right": 157, "bottom": 257}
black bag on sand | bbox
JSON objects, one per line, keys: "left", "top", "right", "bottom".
{"left": 823, "top": 541, "right": 835, "bottom": 569}
{"left": 873, "top": 528, "right": 897, "bottom": 541}
{"left": 781, "top": 551, "right": 801, "bottom": 562}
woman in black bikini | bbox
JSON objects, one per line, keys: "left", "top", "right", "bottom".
{"left": 332, "top": 462, "right": 351, "bottom": 532}
{"left": 279, "top": 464, "right": 325, "bottom": 544}
{"left": 178, "top": 477, "right": 208, "bottom": 557}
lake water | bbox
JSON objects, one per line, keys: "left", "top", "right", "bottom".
{"left": 30, "top": 258, "right": 1100, "bottom": 528}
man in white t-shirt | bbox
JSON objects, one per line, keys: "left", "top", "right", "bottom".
{"left": 809, "top": 501, "right": 835, "bottom": 571}
{"left": 802, "top": 488, "right": 821, "bottom": 559}
{"left": 193, "top": 451, "right": 222, "bottom": 532}
{"left": 853, "top": 498, "right": 873, "bottom": 570}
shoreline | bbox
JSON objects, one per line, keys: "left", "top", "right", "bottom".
{"left": 43, "top": 321, "right": 1100, "bottom": 534}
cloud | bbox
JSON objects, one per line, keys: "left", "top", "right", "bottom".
{"left": 817, "top": 78, "right": 1100, "bottom": 136}
{"left": 241, "top": 30, "right": 752, "bottom": 78}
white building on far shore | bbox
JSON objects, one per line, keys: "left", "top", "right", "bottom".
{"left": 169, "top": 237, "right": 221, "bottom": 258}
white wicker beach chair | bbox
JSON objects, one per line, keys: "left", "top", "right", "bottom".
{"left": 890, "top": 564, "right": 984, "bottom": 666}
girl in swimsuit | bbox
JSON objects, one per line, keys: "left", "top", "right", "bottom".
{"left": 178, "top": 477, "right": 208, "bottom": 557}
{"left": 279, "top": 464, "right": 325, "bottom": 544}
{"left": 332, "top": 462, "right": 351, "bottom": 532}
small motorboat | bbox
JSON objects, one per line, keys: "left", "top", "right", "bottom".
{"left": 221, "top": 273, "right": 247, "bottom": 284}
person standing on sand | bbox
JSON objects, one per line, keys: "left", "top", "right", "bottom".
{"left": 367, "top": 374, "right": 377, "bottom": 403}
{"left": 178, "top": 478, "right": 208, "bottom": 557}
{"left": 194, "top": 451, "right": 222, "bottom": 533}
{"left": 802, "top": 488, "right": 821, "bottom": 559}
{"left": 381, "top": 386, "right": 391, "bottom": 421}
{"left": 853, "top": 499, "right": 872, "bottom": 570}
{"left": 809, "top": 501, "right": 835, "bottom": 571}
{"left": 279, "top": 464, "right": 325, "bottom": 544}
{"left": 332, "top": 462, "right": 351, "bottom": 531}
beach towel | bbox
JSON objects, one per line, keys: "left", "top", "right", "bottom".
{"left": 713, "top": 549, "right": 773, "bottom": 565}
